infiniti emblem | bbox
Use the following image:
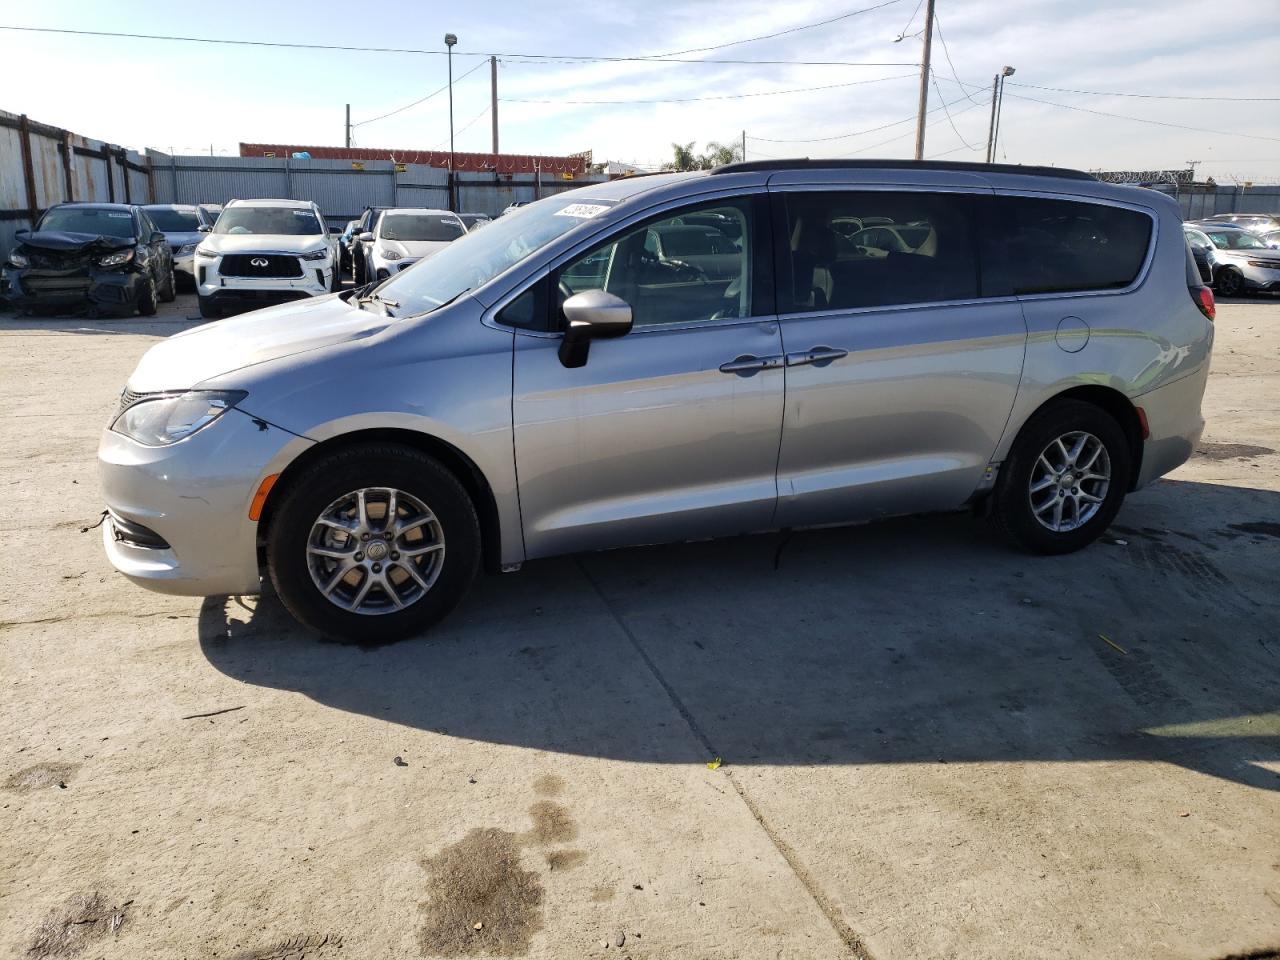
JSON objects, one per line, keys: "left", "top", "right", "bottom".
{"left": 250, "top": 257, "right": 269, "bottom": 267}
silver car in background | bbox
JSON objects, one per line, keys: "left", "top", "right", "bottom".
{"left": 1189, "top": 220, "right": 1280, "bottom": 296}
{"left": 100, "top": 160, "right": 1214, "bottom": 643}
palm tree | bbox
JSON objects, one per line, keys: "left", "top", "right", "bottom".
{"left": 701, "top": 141, "right": 743, "bottom": 168}
{"left": 665, "top": 141, "right": 700, "bottom": 172}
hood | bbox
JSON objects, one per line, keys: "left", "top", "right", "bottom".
{"left": 378, "top": 238, "right": 452, "bottom": 260}
{"left": 161, "top": 230, "right": 205, "bottom": 248}
{"left": 199, "top": 233, "right": 328, "bottom": 256}
{"left": 16, "top": 230, "right": 134, "bottom": 253}
{"left": 126, "top": 294, "right": 393, "bottom": 392}
{"left": 1218, "top": 247, "right": 1280, "bottom": 263}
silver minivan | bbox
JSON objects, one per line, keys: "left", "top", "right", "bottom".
{"left": 100, "top": 161, "right": 1215, "bottom": 642}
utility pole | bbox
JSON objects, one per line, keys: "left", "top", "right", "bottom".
{"left": 741, "top": 130, "right": 746, "bottom": 162}
{"left": 912, "top": 0, "right": 936, "bottom": 160}
{"left": 490, "top": 56, "right": 499, "bottom": 155}
{"left": 345, "top": 103, "right": 351, "bottom": 150}
{"left": 445, "top": 33, "right": 458, "bottom": 211}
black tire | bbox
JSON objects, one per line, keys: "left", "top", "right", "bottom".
{"left": 993, "top": 399, "right": 1131, "bottom": 555}
{"left": 136, "top": 276, "right": 158, "bottom": 316}
{"left": 1215, "top": 267, "right": 1244, "bottom": 298}
{"left": 376, "top": 268, "right": 390, "bottom": 282}
{"left": 197, "top": 294, "right": 221, "bottom": 319}
{"left": 352, "top": 250, "right": 366, "bottom": 286}
{"left": 267, "top": 443, "right": 481, "bottom": 643}
{"left": 159, "top": 265, "right": 177, "bottom": 302}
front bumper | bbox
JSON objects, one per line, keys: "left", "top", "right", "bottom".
{"left": 1240, "top": 265, "right": 1280, "bottom": 291}
{"left": 99, "top": 407, "right": 312, "bottom": 596}
{"left": 2, "top": 265, "right": 145, "bottom": 311}
{"left": 173, "top": 252, "right": 196, "bottom": 280}
{"left": 196, "top": 256, "right": 333, "bottom": 307}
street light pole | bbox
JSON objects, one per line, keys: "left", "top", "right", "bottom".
{"left": 990, "top": 65, "right": 1015, "bottom": 163}
{"left": 445, "top": 32, "right": 458, "bottom": 211}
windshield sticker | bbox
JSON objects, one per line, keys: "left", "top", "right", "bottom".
{"left": 106, "top": 212, "right": 131, "bottom": 218}
{"left": 555, "top": 203, "right": 611, "bottom": 220}
{"left": 293, "top": 210, "right": 314, "bottom": 217}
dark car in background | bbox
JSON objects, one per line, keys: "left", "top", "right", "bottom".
{"left": 458, "top": 212, "right": 492, "bottom": 231}
{"left": 1183, "top": 224, "right": 1217, "bottom": 284}
{"left": 143, "top": 203, "right": 213, "bottom": 289}
{"left": 349, "top": 205, "right": 386, "bottom": 285}
{"left": 2, "top": 203, "right": 175, "bottom": 315}
{"left": 337, "top": 219, "right": 360, "bottom": 274}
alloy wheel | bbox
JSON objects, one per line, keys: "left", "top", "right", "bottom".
{"left": 306, "top": 486, "right": 445, "bottom": 615}
{"left": 1027, "top": 431, "right": 1111, "bottom": 533}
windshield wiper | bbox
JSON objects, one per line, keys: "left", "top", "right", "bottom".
{"left": 357, "top": 291, "right": 400, "bottom": 316}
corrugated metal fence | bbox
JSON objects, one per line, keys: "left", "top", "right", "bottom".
{"left": 1, "top": 109, "right": 610, "bottom": 262}
{"left": 1, "top": 109, "right": 150, "bottom": 262}
{"left": 147, "top": 153, "right": 609, "bottom": 228}
{"left": 1150, "top": 183, "right": 1280, "bottom": 220}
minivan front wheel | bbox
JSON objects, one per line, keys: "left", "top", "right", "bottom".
{"left": 994, "top": 399, "right": 1131, "bottom": 554}
{"left": 267, "top": 444, "right": 480, "bottom": 642}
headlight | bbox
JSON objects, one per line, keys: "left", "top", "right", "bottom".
{"left": 301, "top": 248, "right": 328, "bottom": 261}
{"left": 6, "top": 250, "right": 28, "bottom": 268}
{"left": 98, "top": 249, "right": 134, "bottom": 268}
{"left": 380, "top": 248, "right": 402, "bottom": 261}
{"left": 112, "top": 390, "right": 247, "bottom": 446}
{"left": 195, "top": 244, "right": 219, "bottom": 258}
{"left": 177, "top": 243, "right": 197, "bottom": 256}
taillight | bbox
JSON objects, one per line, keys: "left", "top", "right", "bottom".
{"left": 1191, "top": 285, "right": 1215, "bottom": 321}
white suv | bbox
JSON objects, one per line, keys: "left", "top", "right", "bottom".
{"left": 362, "top": 208, "right": 466, "bottom": 282}
{"left": 194, "top": 198, "right": 337, "bottom": 318}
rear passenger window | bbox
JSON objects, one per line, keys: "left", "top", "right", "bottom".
{"left": 780, "top": 191, "right": 978, "bottom": 313}
{"left": 980, "top": 196, "right": 1152, "bottom": 296}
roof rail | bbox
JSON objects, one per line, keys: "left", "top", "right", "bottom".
{"left": 710, "top": 158, "right": 1096, "bottom": 182}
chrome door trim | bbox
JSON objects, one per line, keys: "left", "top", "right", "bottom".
{"left": 785, "top": 346, "right": 848, "bottom": 368}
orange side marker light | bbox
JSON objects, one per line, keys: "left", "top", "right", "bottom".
{"left": 248, "top": 473, "right": 280, "bottom": 521}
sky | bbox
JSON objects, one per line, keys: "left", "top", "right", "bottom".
{"left": 2, "top": 0, "right": 1278, "bottom": 182}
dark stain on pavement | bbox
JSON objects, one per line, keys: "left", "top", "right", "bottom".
{"left": 1229, "top": 521, "right": 1280, "bottom": 539}
{"left": 525, "top": 800, "right": 577, "bottom": 846}
{"left": 5, "top": 763, "right": 78, "bottom": 792}
{"left": 417, "top": 828, "right": 544, "bottom": 957}
{"left": 1194, "top": 441, "right": 1275, "bottom": 461}
{"left": 26, "top": 892, "right": 129, "bottom": 958}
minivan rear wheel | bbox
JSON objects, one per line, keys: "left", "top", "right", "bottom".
{"left": 993, "top": 399, "right": 1131, "bottom": 554}
{"left": 267, "top": 444, "right": 481, "bottom": 642}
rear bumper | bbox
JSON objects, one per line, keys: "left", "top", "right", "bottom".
{"left": 98, "top": 408, "right": 313, "bottom": 596}
{"left": 1133, "top": 364, "right": 1209, "bottom": 489}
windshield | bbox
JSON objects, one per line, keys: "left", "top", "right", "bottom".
{"left": 1205, "top": 230, "right": 1267, "bottom": 250}
{"left": 377, "top": 195, "right": 617, "bottom": 313}
{"left": 380, "top": 213, "right": 465, "bottom": 242}
{"left": 145, "top": 207, "right": 200, "bottom": 231}
{"left": 215, "top": 207, "right": 323, "bottom": 236}
{"left": 37, "top": 207, "right": 135, "bottom": 239}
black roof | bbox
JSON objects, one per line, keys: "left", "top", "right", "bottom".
{"left": 710, "top": 159, "right": 1096, "bottom": 181}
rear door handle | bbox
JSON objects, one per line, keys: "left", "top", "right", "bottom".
{"left": 785, "top": 346, "right": 849, "bottom": 368}
{"left": 719, "top": 354, "right": 783, "bottom": 376}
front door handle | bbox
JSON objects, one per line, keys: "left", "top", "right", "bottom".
{"left": 786, "top": 346, "right": 849, "bottom": 368}
{"left": 719, "top": 354, "right": 783, "bottom": 376}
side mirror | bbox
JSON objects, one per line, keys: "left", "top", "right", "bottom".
{"left": 198, "top": 224, "right": 212, "bottom": 233}
{"left": 329, "top": 225, "right": 341, "bottom": 234}
{"left": 558, "top": 290, "right": 633, "bottom": 368}
{"left": 358, "top": 231, "right": 375, "bottom": 243}
{"left": 151, "top": 231, "right": 166, "bottom": 243}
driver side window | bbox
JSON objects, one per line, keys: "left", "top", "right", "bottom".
{"left": 556, "top": 198, "right": 758, "bottom": 329}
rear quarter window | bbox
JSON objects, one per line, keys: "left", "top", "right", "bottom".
{"left": 980, "top": 196, "right": 1153, "bottom": 297}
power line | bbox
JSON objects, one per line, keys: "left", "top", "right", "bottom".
{"left": 931, "top": 13, "right": 979, "bottom": 106}
{"left": 500, "top": 72, "right": 916, "bottom": 105}
{"left": 354, "top": 58, "right": 487, "bottom": 128}
{"left": 999, "top": 89, "right": 1280, "bottom": 143}
{"left": 930, "top": 71, "right": 978, "bottom": 151}
{"left": 840, "top": 96, "right": 989, "bottom": 156}
{"left": 653, "top": 0, "right": 903, "bottom": 57}
{"left": 1008, "top": 80, "right": 1280, "bottom": 103}
{"left": 0, "top": 25, "right": 914, "bottom": 68}
{"left": 895, "top": 0, "right": 926, "bottom": 40}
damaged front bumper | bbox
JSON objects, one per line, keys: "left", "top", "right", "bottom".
{"left": 2, "top": 264, "right": 147, "bottom": 313}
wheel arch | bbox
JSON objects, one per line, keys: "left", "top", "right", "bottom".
{"left": 258, "top": 427, "right": 504, "bottom": 574}
{"left": 1010, "top": 385, "right": 1145, "bottom": 491}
